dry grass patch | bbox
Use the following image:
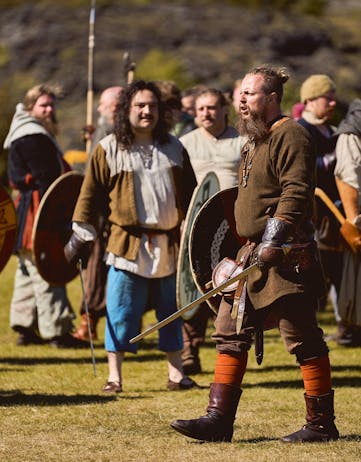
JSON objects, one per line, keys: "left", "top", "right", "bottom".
{"left": 0, "top": 256, "right": 360, "bottom": 461}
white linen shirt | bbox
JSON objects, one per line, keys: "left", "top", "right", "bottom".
{"left": 180, "top": 126, "right": 246, "bottom": 190}
{"left": 335, "top": 133, "right": 361, "bottom": 209}
{"left": 74, "top": 140, "right": 179, "bottom": 278}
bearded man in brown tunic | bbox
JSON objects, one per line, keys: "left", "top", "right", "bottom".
{"left": 171, "top": 65, "right": 339, "bottom": 444}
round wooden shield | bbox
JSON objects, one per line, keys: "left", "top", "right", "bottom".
{"left": 0, "top": 185, "right": 17, "bottom": 273}
{"left": 176, "top": 172, "right": 220, "bottom": 320}
{"left": 189, "top": 186, "right": 246, "bottom": 312}
{"left": 32, "top": 171, "right": 84, "bottom": 285}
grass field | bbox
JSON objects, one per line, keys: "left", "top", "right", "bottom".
{"left": 0, "top": 256, "right": 360, "bottom": 461}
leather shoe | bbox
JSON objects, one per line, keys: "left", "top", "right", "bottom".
{"left": 167, "top": 376, "right": 199, "bottom": 391}
{"left": 15, "top": 328, "right": 44, "bottom": 346}
{"left": 102, "top": 381, "right": 122, "bottom": 393}
{"left": 182, "top": 358, "right": 202, "bottom": 375}
{"left": 49, "top": 333, "right": 90, "bottom": 349}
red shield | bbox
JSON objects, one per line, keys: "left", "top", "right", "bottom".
{"left": 0, "top": 185, "right": 17, "bottom": 273}
{"left": 32, "top": 171, "right": 84, "bottom": 285}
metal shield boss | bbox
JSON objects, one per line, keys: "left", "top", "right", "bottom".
{"left": 32, "top": 171, "right": 84, "bottom": 285}
{"left": 176, "top": 172, "right": 220, "bottom": 319}
{"left": 189, "top": 186, "right": 246, "bottom": 313}
{"left": 0, "top": 185, "right": 17, "bottom": 273}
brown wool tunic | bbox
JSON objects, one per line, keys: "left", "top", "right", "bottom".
{"left": 234, "top": 117, "right": 324, "bottom": 309}
{"left": 72, "top": 134, "right": 197, "bottom": 261}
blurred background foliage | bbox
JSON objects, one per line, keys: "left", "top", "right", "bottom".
{"left": 136, "top": 49, "right": 196, "bottom": 88}
{"left": 0, "top": 0, "right": 360, "bottom": 184}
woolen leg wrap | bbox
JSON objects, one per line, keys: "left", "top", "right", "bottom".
{"left": 214, "top": 351, "right": 248, "bottom": 386}
{"left": 300, "top": 355, "right": 331, "bottom": 396}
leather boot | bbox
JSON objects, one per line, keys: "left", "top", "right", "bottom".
{"left": 14, "top": 327, "right": 44, "bottom": 345}
{"left": 281, "top": 390, "right": 339, "bottom": 442}
{"left": 73, "top": 313, "right": 98, "bottom": 341}
{"left": 170, "top": 383, "right": 242, "bottom": 442}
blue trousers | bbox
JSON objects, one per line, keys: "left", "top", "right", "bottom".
{"left": 105, "top": 267, "right": 183, "bottom": 353}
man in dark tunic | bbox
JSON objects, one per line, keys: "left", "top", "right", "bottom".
{"left": 298, "top": 75, "right": 345, "bottom": 343}
{"left": 4, "top": 83, "right": 88, "bottom": 348}
{"left": 171, "top": 65, "right": 339, "bottom": 444}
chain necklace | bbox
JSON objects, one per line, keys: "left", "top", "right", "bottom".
{"left": 135, "top": 142, "right": 154, "bottom": 169}
{"left": 240, "top": 117, "right": 289, "bottom": 188}
{"left": 241, "top": 140, "right": 256, "bottom": 188}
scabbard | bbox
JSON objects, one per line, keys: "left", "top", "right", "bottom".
{"left": 231, "top": 278, "right": 246, "bottom": 319}
{"left": 235, "top": 281, "right": 247, "bottom": 334}
{"left": 255, "top": 328, "right": 264, "bottom": 365}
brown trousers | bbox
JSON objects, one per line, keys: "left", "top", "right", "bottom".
{"left": 182, "top": 302, "right": 215, "bottom": 353}
{"left": 212, "top": 292, "right": 329, "bottom": 364}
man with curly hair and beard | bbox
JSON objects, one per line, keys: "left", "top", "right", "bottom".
{"left": 64, "top": 80, "right": 198, "bottom": 393}
{"left": 171, "top": 65, "right": 339, "bottom": 443}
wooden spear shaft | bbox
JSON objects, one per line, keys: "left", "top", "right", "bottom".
{"left": 86, "top": 0, "right": 96, "bottom": 155}
{"left": 123, "top": 51, "right": 136, "bottom": 85}
{"left": 314, "top": 187, "right": 345, "bottom": 225}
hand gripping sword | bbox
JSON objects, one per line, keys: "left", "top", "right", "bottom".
{"left": 129, "top": 262, "right": 258, "bottom": 344}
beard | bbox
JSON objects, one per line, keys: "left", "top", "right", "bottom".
{"left": 237, "top": 109, "right": 269, "bottom": 142}
{"left": 41, "top": 114, "right": 59, "bottom": 137}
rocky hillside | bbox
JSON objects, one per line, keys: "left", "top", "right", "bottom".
{"left": 1, "top": 0, "right": 361, "bottom": 157}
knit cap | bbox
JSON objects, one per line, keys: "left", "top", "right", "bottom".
{"left": 300, "top": 75, "right": 336, "bottom": 103}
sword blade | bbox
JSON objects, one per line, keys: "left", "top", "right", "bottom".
{"left": 129, "top": 262, "right": 258, "bottom": 344}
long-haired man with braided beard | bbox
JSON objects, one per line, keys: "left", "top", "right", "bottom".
{"left": 64, "top": 80, "right": 198, "bottom": 393}
{"left": 171, "top": 66, "right": 339, "bottom": 443}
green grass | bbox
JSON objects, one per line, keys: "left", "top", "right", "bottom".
{"left": 0, "top": 256, "right": 360, "bottom": 461}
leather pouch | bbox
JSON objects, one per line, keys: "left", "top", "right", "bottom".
{"left": 280, "top": 242, "right": 319, "bottom": 273}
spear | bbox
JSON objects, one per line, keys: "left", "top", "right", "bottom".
{"left": 85, "top": 0, "right": 96, "bottom": 155}
{"left": 122, "top": 51, "right": 136, "bottom": 84}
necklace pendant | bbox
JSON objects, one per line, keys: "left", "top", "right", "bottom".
{"left": 137, "top": 144, "right": 154, "bottom": 169}
{"left": 242, "top": 175, "right": 248, "bottom": 187}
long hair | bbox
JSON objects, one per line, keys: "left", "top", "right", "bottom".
{"left": 114, "top": 80, "right": 170, "bottom": 148}
{"left": 23, "top": 83, "right": 63, "bottom": 111}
